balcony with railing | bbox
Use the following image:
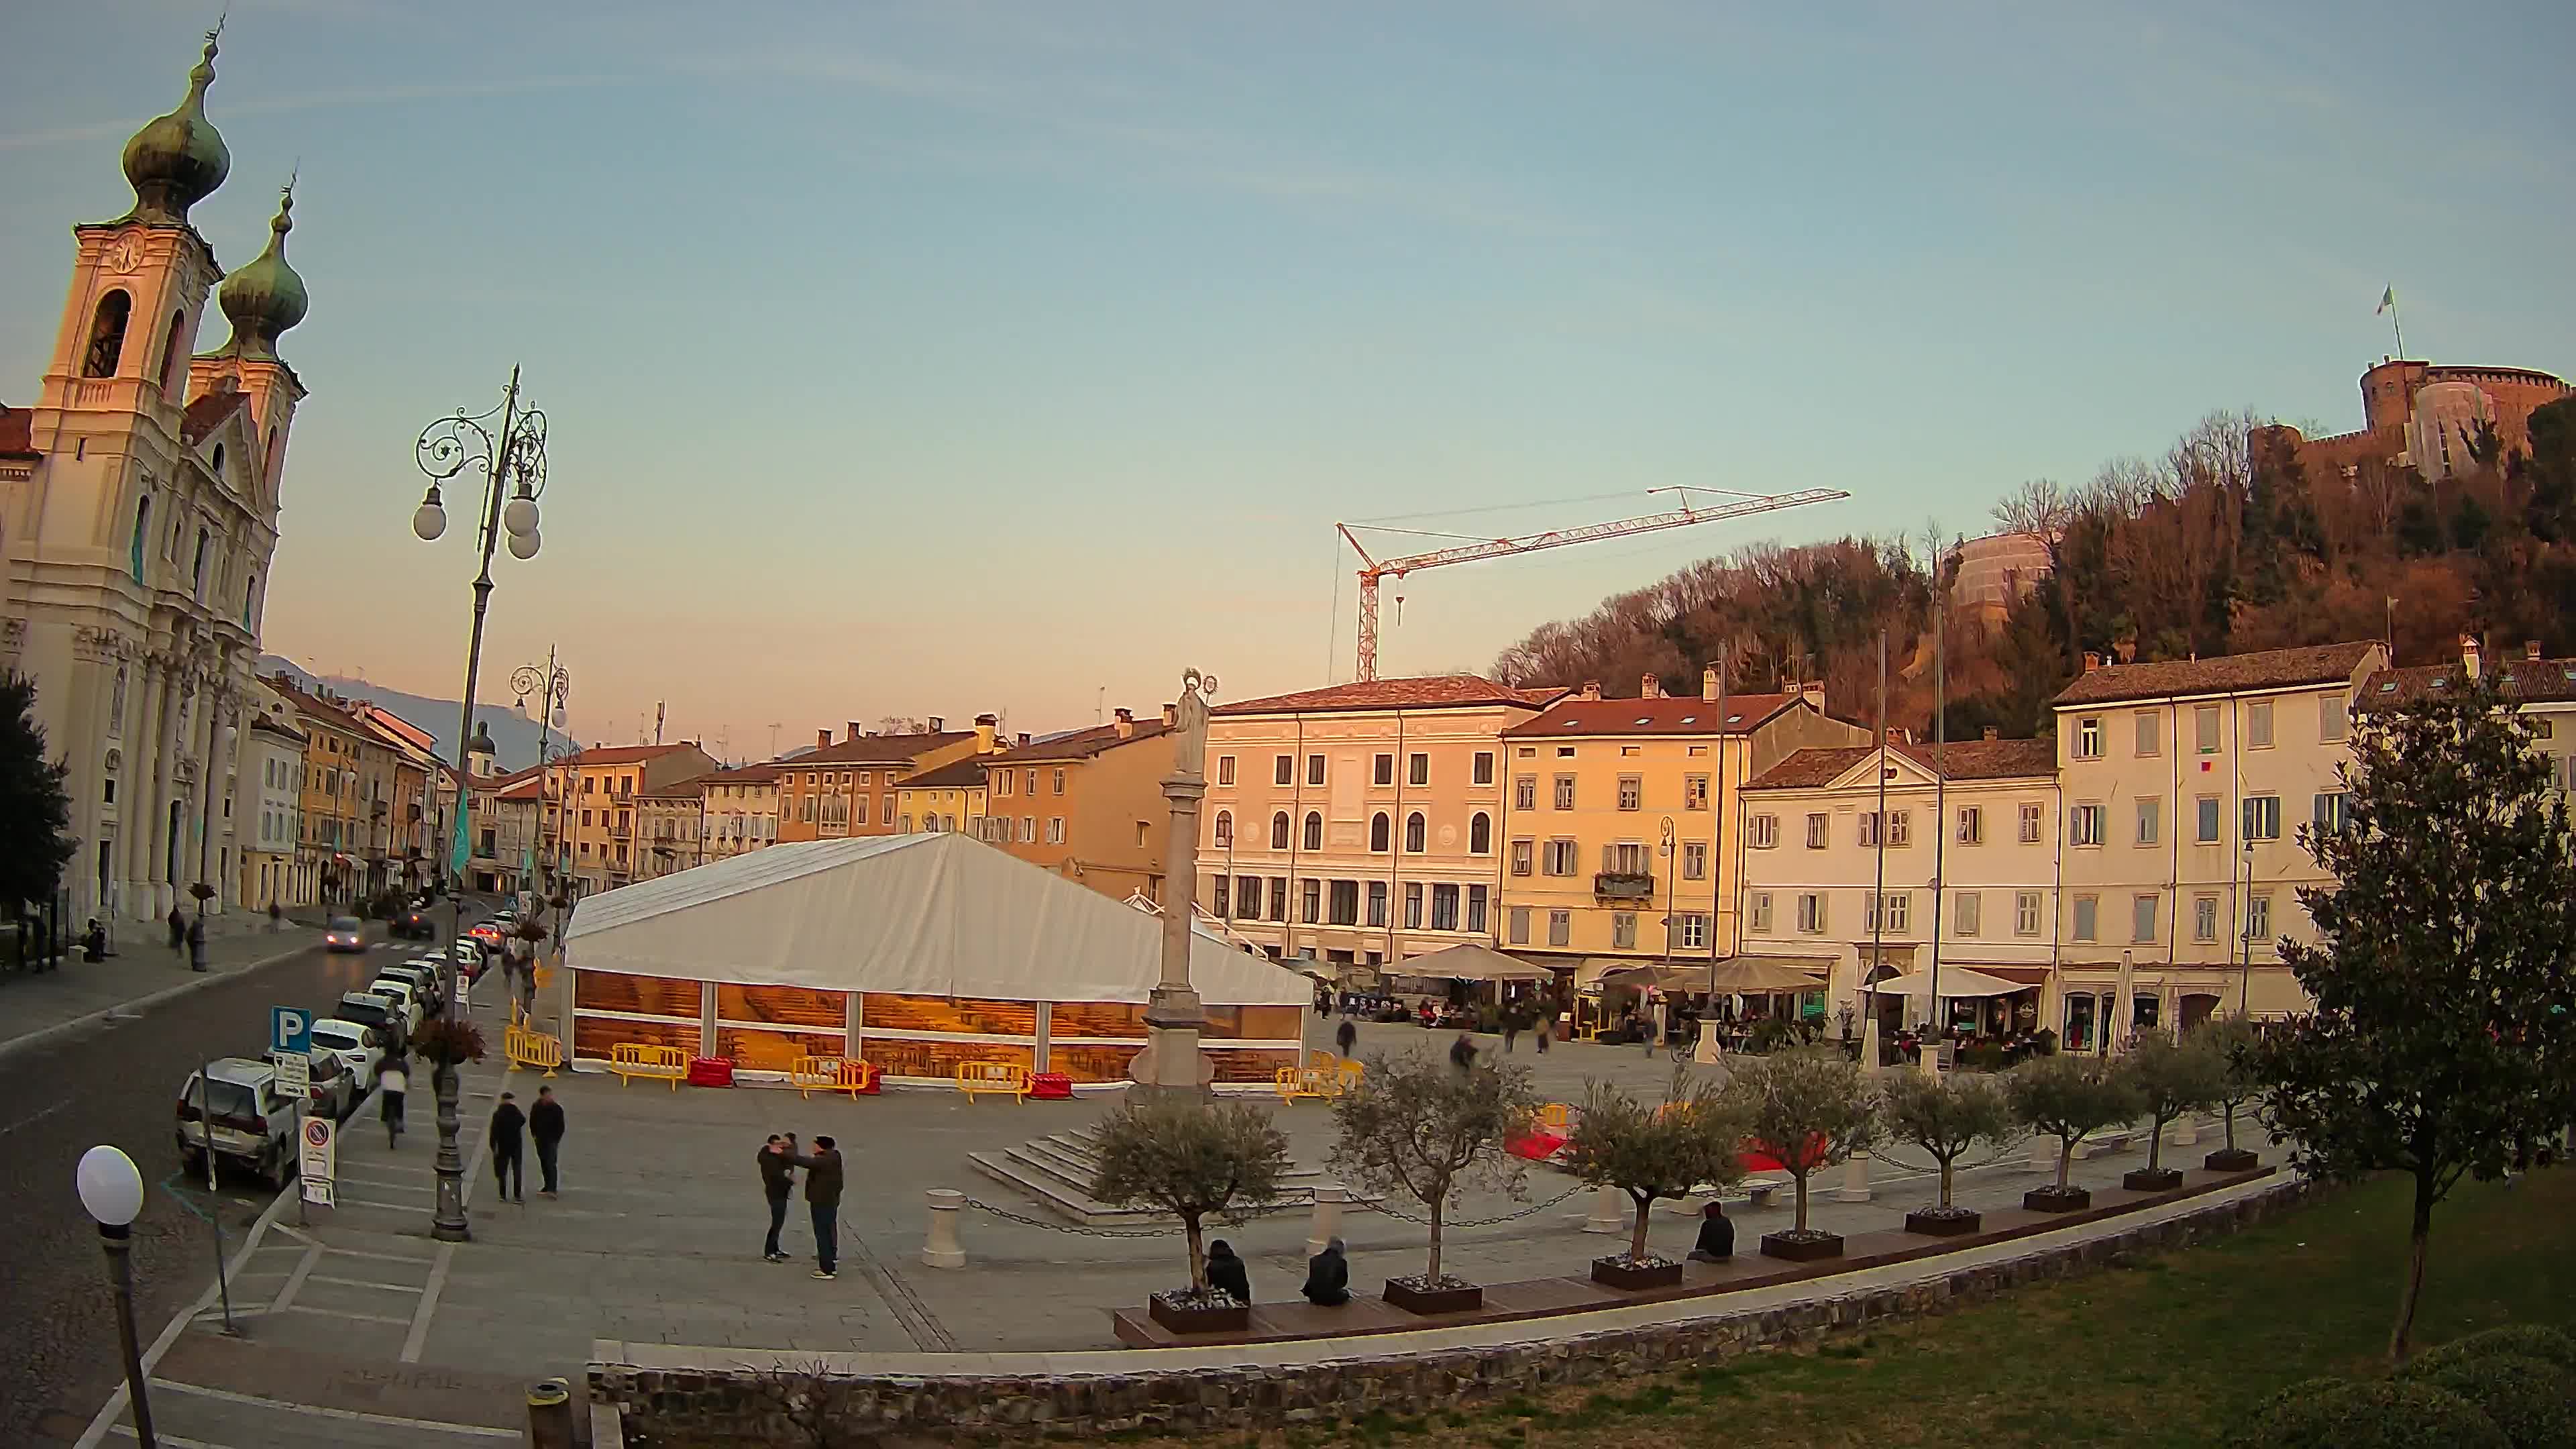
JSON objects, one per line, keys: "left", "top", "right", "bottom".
{"left": 1593, "top": 871, "right": 1656, "bottom": 901}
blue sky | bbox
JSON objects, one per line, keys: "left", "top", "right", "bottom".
{"left": 5, "top": 1, "right": 2571, "bottom": 755}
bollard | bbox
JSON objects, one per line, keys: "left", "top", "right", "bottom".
{"left": 2169, "top": 1114, "right": 2199, "bottom": 1148}
{"left": 1305, "top": 1184, "right": 1348, "bottom": 1258}
{"left": 922, "top": 1188, "right": 967, "bottom": 1269}
{"left": 2029, "top": 1132, "right": 2056, "bottom": 1174}
{"left": 1581, "top": 1184, "right": 1625, "bottom": 1234}
{"left": 526, "top": 1377, "right": 574, "bottom": 1449}
{"left": 1833, "top": 1149, "right": 1873, "bottom": 1203}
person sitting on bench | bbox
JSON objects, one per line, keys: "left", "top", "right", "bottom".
{"left": 1688, "top": 1201, "right": 1735, "bottom": 1262}
{"left": 1302, "top": 1237, "right": 1350, "bottom": 1305}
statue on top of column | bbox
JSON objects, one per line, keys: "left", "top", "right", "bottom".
{"left": 1170, "top": 668, "right": 1218, "bottom": 778}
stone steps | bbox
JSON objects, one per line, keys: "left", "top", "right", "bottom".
{"left": 971, "top": 1127, "right": 1344, "bottom": 1227}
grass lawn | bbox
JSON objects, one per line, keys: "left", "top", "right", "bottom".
{"left": 1138, "top": 1168, "right": 2576, "bottom": 1449}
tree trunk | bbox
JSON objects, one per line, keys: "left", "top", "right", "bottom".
{"left": 1937, "top": 1157, "right": 1955, "bottom": 1210}
{"left": 2222, "top": 1104, "right": 2238, "bottom": 1151}
{"left": 1183, "top": 1215, "right": 1208, "bottom": 1295}
{"left": 2390, "top": 1171, "right": 2434, "bottom": 1366}
{"left": 2147, "top": 1114, "right": 2166, "bottom": 1172}
{"left": 2056, "top": 1140, "right": 2075, "bottom": 1191}
{"left": 1426, "top": 1197, "right": 1444, "bottom": 1283}
{"left": 1629, "top": 1192, "right": 1654, "bottom": 1261}
{"left": 1792, "top": 1172, "right": 1811, "bottom": 1232}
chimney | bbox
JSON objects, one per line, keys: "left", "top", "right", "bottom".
{"left": 1982, "top": 725, "right": 2000, "bottom": 741}
{"left": 1114, "top": 707, "right": 1135, "bottom": 739}
{"left": 1701, "top": 666, "right": 1720, "bottom": 702}
{"left": 974, "top": 712, "right": 998, "bottom": 752}
{"left": 2460, "top": 634, "right": 2481, "bottom": 682}
{"left": 1801, "top": 681, "right": 1824, "bottom": 711}
{"left": 2527, "top": 640, "right": 2544, "bottom": 662}
{"left": 1579, "top": 680, "right": 1602, "bottom": 702}
{"left": 817, "top": 728, "right": 832, "bottom": 750}
{"left": 928, "top": 716, "right": 945, "bottom": 733}
{"left": 1016, "top": 732, "right": 1031, "bottom": 747}
{"left": 1161, "top": 702, "right": 1177, "bottom": 728}
{"left": 2083, "top": 651, "right": 2101, "bottom": 674}
{"left": 848, "top": 721, "right": 863, "bottom": 742}
{"left": 1640, "top": 674, "right": 1663, "bottom": 700}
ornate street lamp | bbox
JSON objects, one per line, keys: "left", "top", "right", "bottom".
{"left": 410, "top": 368, "right": 549, "bottom": 1242}
{"left": 76, "top": 1145, "right": 156, "bottom": 1448}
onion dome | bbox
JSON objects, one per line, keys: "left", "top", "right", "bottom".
{"left": 120, "top": 30, "right": 229, "bottom": 225}
{"left": 217, "top": 184, "right": 308, "bottom": 360}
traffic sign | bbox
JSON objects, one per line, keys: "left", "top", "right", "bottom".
{"left": 299, "top": 1116, "right": 335, "bottom": 1206}
{"left": 271, "top": 1006, "right": 312, "bottom": 1057}
{"left": 273, "top": 1051, "right": 310, "bottom": 1099}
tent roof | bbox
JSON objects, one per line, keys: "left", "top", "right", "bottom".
{"left": 1389, "top": 943, "right": 1555, "bottom": 982}
{"left": 1866, "top": 965, "right": 2030, "bottom": 999}
{"left": 562, "top": 833, "right": 1307, "bottom": 1006}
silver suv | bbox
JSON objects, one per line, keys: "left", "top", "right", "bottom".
{"left": 176, "top": 1057, "right": 300, "bottom": 1185}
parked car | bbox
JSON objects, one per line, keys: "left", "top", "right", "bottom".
{"left": 449, "top": 940, "right": 487, "bottom": 981}
{"left": 335, "top": 991, "right": 406, "bottom": 1055}
{"left": 381, "top": 961, "right": 445, "bottom": 1012}
{"left": 390, "top": 907, "right": 436, "bottom": 941}
{"left": 307, "top": 1016, "right": 384, "bottom": 1087}
{"left": 364, "top": 978, "right": 424, "bottom": 1036}
{"left": 176, "top": 1058, "right": 299, "bottom": 1185}
{"left": 467, "top": 920, "right": 504, "bottom": 951}
{"left": 323, "top": 915, "right": 366, "bottom": 953}
{"left": 274, "top": 1045, "right": 355, "bottom": 1122}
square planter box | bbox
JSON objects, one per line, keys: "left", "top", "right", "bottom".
{"left": 1759, "top": 1230, "right": 1845, "bottom": 1263}
{"left": 2023, "top": 1185, "right": 2092, "bottom": 1214}
{"left": 1904, "top": 1208, "right": 1982, "bottom": 1237}
{"left": 1383, "top": 1278, "right": 1483, "bottom": 1316}
{"left": 2122, "top": 1167, "right": 2184, "bottom": 1193}
{"left": 1591, "top": 1256, "right": 1684, "bottom": 1290}
{"left": 1146, "top": 1293, "right": 1248, "bottom": 1336}
{"left": 2204, "top": 1148, "right": 2260, "bottom": 1173}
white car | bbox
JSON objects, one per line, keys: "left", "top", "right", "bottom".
{"left": 176, "top": 1058, "right": 299, "bottom": 1185}
{"left": 307, "top": 1016, "right": 383, "bottom": 1085}
{"left": 366, "top": 977, "right": 425, "bottom": 1033}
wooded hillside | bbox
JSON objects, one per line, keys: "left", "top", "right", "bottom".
{"left": 1488, "top": 396, "right": 2576, "bottom": 740}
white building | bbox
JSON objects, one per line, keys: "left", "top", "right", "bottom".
{"left": 0, "top": 32, "right": 309, "bottom": 924}
{"left": 237, "top": 700, "right": 304, "bottom": 910}
{"left": 1739, "top": 735, "right": 2061, "bottom": 1039}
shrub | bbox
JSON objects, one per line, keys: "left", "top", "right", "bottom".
{"left": 2230, "top": 1377, "right": 2507, "bottom": 1449}
{"left": 2412, "top": 1324, "right": 2576, "bottom": 1375}
{"left": 2405, "top": 1355, "right": 2575, "bottom": 1448}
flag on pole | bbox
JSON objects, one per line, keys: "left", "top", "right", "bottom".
{"left": 2376, "top": 286, "right": 2396, "bottom": 315}
{"left": 449, "top": 790, "right": 470, "bottom": 879}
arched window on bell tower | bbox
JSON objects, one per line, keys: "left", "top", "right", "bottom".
{"left": 158, "top": 309, "right": 188, "bottom": 394}
{"left": 84, "top": 290, "right": 133, "bottom": 378}
{"left": 192, "top": 526, "right": 209, "bottom": 600}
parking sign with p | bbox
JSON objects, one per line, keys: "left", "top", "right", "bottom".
{"left": 271, "top": 1006, "right": 311, "bottom": 1057}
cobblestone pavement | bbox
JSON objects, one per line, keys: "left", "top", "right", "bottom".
{"left": 71, "top": 1010, "right": 2265, "bottom": 1446}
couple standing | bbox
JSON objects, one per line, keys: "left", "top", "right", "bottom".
{"left": 759, "top": 1133, "right": 845, "bottom": 1280}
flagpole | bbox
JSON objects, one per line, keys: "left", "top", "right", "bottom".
{"left": 2378, "top": 286, "right": 2404, "bottom": 358}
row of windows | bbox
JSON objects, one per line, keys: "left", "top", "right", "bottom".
{"left": 992, "top": 769, "right": 1066, "bottom": 798}
{"left": 1216, "top": 751, "right": 1499, "bottom": 790}
{"left": 1212, "top": 874, "right": 1492, "bottom": 932}
{"left": 1738, "top": 885, "right": 2279, "bottom": 947}
{"left": 1505, "top": 773, "right": 1710, "bottom": 812}
{"left": 1503, "top": 907, "right": 1711, "bottom": 951}
{"left": 1212, "top": 809, "right": 1495, "bottom": 855}
{"left": 1506, "top": 838, "right": 1710, "bottom": 879}
{"left": 2070, "top": 696, "right": 2349, "bottom": 762}
{"left": 2065, "top": 792, "right": 2343, "bottom": 849}
{"left": 1747, "top": 802, "right": 2050, "bottom": 851}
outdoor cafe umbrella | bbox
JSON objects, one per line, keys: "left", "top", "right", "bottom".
{"left": 1395, "top": 942, "right": 1556, "bottom": 983}
{"left": 1863, "top": 965, "right": 2029, "bottom": 1000}
{"left": 1701, "top": 955, "right": 1831, "bottom": 996}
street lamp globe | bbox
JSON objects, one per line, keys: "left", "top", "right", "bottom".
{"left": 412, "top": 488, "right": 447, "bottom": 542}
{"left": 76, "top": 1144, "right": 144, "bottom": 1228}
{"left": 502, "top": 491, "right": 539, "bottom": 539}
{"left": 507, "top": 527, "right": 541, "bottom": 561}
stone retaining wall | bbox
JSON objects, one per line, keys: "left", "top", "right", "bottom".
{"left": 596, "top": 1179, "right": 2312, "bottom": 1444}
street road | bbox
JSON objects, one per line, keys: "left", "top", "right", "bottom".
{"left": 0, "top": 907, "right": 492, "bottom": 1446}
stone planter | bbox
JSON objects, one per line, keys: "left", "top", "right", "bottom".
{"left": 2122, "top": 1167, "right": 2184, "bottom": 1193}
{"left": 1904, "top": 1206, "right": 1982, "bottom": 1236}
{"left": 1759, "top": 1230, "right": 1845, "bottom": 1263}
{"left": 2023, "top": 1185, "right": 2092, "bottom": 1214}
{"left": 1383, "top": 1277, "right": 1483, "bottom": 1315}
{"left": 1146, "top": 1291, "right": 1249, "bottom": 1336}
{"left": 2204, "top": 1147, "right": 2260, "bottom": 1173}
{"left": 1589, "top": 1255, "right": 1684, "bottom": 1290}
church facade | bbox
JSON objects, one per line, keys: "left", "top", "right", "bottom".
{"left": 0, "top": 29, "right": 310, "bottom": 926}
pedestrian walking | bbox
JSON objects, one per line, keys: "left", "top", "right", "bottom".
{"left": 1205, "top": 1239, "right": 1252, "bottom": 1305}
{"left": 1501, "top": 1008, "right": 1521, "bottom": 1055}
{"left": 489, "top": 1091, "right": 526, "bottom": 1203}
{"left": 379, "top": 1061, "right": 408, "bottom": 1149}
{"left": 794, "top": 1135, "right": 843, "bottom": 1280}
{"left": 758, "top": 1134, "right": 798, "bottom": 1262}
{"left": 268, "top": 900, "right": 284, "bottom": 932}
{"left": 166, "top": 906, "right": 185, "bottom": 956}
{"left": 1536, "top": 1008, "right": 1552, "bottom": 1054}
{"left": 529, "top": 1085, "right": 566, "bottom": 1196}
{"left": 187, "top": 914, "right": 207, "bottom": 973}
{"left": 1334, "top": 1018, "right": 1358, "bottom": 1059}
{"left": 1448, "top": 1031, "right": 1477, "bottom": 1074}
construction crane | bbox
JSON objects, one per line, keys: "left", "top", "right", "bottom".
{"left": 1336, "top": 485, "right": 1851, "bottom": 682}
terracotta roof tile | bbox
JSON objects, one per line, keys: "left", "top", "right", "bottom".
{"left": 2052, "top": 642, "right": 2381, "bottom": 707}
{"left": 787, "top": 731, "right": 973, "bottom": 766}
{"left": 987, "top": 718, "right": 1170, "bottom": 762}
{"left": 568, "top": 743, "right": 704, "bottom": 767}
{"left": 1214, "top": 676, "right": 1564, "bottom": 716}
{"left": 180, "top": 390, "right": 248, "bottom": 446}
{"left": 898, "top": 758, "right": 989, "bottom": 790}
{"left": 1746, "top": 737, "right": 2057, "bottom": 791}
{"left": 2363, "top": 656, "right": 2576, "bottom": 708}
{"left": 1501, "top": 693, "right": 1803, "bottom": 739}
{"left": 696, "top": 763, "right": 781, "bottom": 784}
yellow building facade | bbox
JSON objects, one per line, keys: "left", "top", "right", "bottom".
{"left": 893, "top": 757, "right": 989, "bottom": 834}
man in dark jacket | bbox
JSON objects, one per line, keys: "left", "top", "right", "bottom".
{"left": 488, "top": 1092, "right": 525, "bottom": 1203}
{"left": 1448, "top": 1032, "right": 1477, "bottom": 1074}
{"left": 529, "top": 1086, "right": 566, "bottom": 1196}
{"left": 1205, "top": 1238, "right": 1251, "bottom": 1305}
{"left": 1334, "top": 1018, "right": 1358, "bottom": 1058}
{"left": 758, "top": 1134, "right": 797, "bottom": 1262}
{"left": 1301, "top": 1237, "right": 1350, "bottom": 1305}
{"left": 795, "top": 1136, "right": 844, "bottom": 1280}
{"left": 1688, "top": 1201, "right": 1735, "bottom": 1263}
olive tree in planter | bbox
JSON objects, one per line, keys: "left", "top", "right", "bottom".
{"left": 2120, "top": 1028, "right": 2224, "bottom": 1191}
{"left": 2197, "top": 1015, "right": 2265, "bottom": 1173}
{"left": 1561, "top": 1067, "right": 1746, "bottom": 1288}
{"left": 1089, "top": 1097, "right": 1292, "bottom": 1334}
{"left": 2005, "top": 1053, "right": 2141, "bottom": 1212}
{"left": 1330, "top": 1050, "right": 1539, "bottom": 1313}
{"left": 1721, "top": 1050, "right": 1880, "bottom": 1262}
{"left": 1880, "top": 1070, "right": 2015, "bottom": 1236}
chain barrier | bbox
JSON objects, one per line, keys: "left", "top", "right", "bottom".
{"left": 961, "top": 1183, "right": 1588, "bottom": 1237}
{"left": 1356, "top": 1183, "right": 1585, "bottom": 1229}
{"left": 959, "top": 1197, "right": 1185, "bottom": 1238}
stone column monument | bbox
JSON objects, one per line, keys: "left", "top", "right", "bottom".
{"left": 1131, "top": 667, "right": 1220, "bottom": 1103}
